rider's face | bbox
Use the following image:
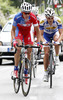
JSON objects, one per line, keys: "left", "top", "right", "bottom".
{"left": 22, "top": 12, "right": 30, "bottom": 20}
{"left": 46, "top": 16, "right": 54, "bottom": 25}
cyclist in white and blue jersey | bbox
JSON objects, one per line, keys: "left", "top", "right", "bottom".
{"left": 40, "top": 7, "right": 63, "bottom": 82}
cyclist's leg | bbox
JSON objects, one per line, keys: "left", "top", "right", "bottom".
{"left": 43, "top": 32, "right": 51, "bottom": 82}
{"left": 24, "top": 31, "right": 34, "bottom": 61}
{"left": 13, "top": 30, "right": 23, "bottom": 78}
{"left": 53, "top": 32, "right": 59, "bottom": 52}
{"left": 43, "top": 32, "right": 51, "bottom": 72}
{"left": 43, "top": 46, "right": 50, "bottom": 82}
{"left": 44, "top": 47, "right": 50, "bottom": 71}
{"left": 24, "top": 31, "right": 34, "bottom": 83}
{"left": 53, "top": 31, "right": 59, "bottom": 65}
{"left": 24, "top": 33, "right": 33, "bottom": 67}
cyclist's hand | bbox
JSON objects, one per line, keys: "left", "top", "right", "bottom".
{"left": 12, "top": 39, "right": 18, "bottom": 48}
{"left": 37, "top": 42, "right": 40, "bottom": 47}
{"left": 40, "top": 44, "right": 43, "bottom": 49}
{"left": 37, "top": 42, "right": 43, "bottom": 50}
{"left": 54, "top": 41, "right": 60, "bottom": 45}
{"left": 43, "top": 41, "right": 49, "bottom": 46}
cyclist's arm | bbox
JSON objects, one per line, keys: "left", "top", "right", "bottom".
{"left": 11, "top": 25, "right": 16, "bottom": 43}
{"left": 34, "top": 25, "right": 40, "bottom": 42}
{"left": 56, "top": 18, "right": 63, "bottom": 42}
{"left": 58, "top": 28, "right": 63, "bottom": 42}
{"left": 40, "top": 30, "right": 46, "bottom": 42}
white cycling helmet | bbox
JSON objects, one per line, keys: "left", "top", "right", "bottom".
{"left": 21, "top": 2, "right": 32, "bottom": 13}
{"left": 32, "top": 7, "right": 39, "bottom": 15}
{"left": 45, "top": 7, "right": 55, "bottom": 17}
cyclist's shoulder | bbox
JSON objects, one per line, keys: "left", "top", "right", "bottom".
{"left": 54, "top": 16, "right": 62, "bottom": 24}
{"left": 14, "top": 12, "right": 22, "bottom": 20}
{"left": 39, "top": 14, "right": 46, "bottom": 24}
{"left": 40, "top": 17, "right": 46, "bottom": 25}
{"left": 37, "top": 14, "right": 44, "bottom": 22}
{"left": 30, "top": 12, "right": 37, "bottom": 19}
{"left": 35, "top": 15, "right": 41, "bottom": 22}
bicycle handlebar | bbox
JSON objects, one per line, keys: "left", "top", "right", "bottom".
{"left": 41, "top": 41, "right": 62, "bottom": 46}
{"left": 16, "top": 44, "right": 40, "bottom": 49}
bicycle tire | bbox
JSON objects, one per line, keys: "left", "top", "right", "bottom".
{"left": 13, "top": 63, "right": 22, "bottom": 93}
{"left": 49, "top": 53, "right": 53, "bottom": 88}
{"left": 21, "top": 58, "right": 32, "bottom": 96}
{"left": 33, "top": 60, "right": 37, "bottom": 78}
{"left": 13, "top": 78, "right": 20, "bottom": 93}
{"left": 31, "top": 50, "right": 37, "bottom": 78}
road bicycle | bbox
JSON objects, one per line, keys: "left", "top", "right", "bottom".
{"left": 44, "top": 0, "right": 63, "bottom": 16}
{"left": 41, "top": 39, "right": 61, "bottom": 88}
{"left": 55, "top": 0, "right": 63, "bottom": 16}
{"left": 11, "top": 43, "right": 39, "bottom": 96}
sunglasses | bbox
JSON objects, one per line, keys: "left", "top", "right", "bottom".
{"left": 23, "top": 12, "right": 30, "bottom": 15}
{"left": 47, "top": 17, "right": 54, "bottom": 20}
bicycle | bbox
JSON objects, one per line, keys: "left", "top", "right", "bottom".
{"left": 55, "top": 0, "right": 63, "bottom": 16}
{"left": 45, "top": 0, "right": 54, "bottom": 9}
{"left": 11, "top": 44, "right": 39, "bottom": 96}
{"left": 41, "top": 38, "right": 60, "bottom": 88}
{"left": 44, "top": 0, "right": 63, "bottom": 16}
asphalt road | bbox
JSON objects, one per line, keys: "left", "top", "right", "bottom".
{"left": 0, "top": 59, "right": 63, "bottom": 100}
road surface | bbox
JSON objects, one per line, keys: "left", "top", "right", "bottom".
{"left": 0, "top": 59, "right": 63, "bottom": 100}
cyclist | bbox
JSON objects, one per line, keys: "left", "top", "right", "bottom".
{"left": 11, "top": 2, "right": 40, "bottom": 82}
{"left": 31, "top": 7, "right": 42, "bottom": 59}
{"left": 40, "top": 7, "right": 63, "bottom": 82}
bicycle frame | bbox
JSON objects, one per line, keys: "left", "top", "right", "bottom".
{"left": 41, "top": 39, "right": 56, "bottom": 88}
{"left": 48, "top": 39, "right": 55, "bottom": 88}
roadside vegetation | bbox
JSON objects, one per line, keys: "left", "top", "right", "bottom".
{"left": 0, "top": 0, "right": 63, "bottom": 27}
{"left": 0, "top": 0, "right": 21, "bottom": 26}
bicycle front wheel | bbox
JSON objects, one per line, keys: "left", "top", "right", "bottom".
{"left": 13, "top": 63, "right": 22, "bottom": 93}
{"left": 49, "top": 53, "right": 53, "bottom": 88}
{"left": 33, "top": 60, "right": 37, "bottom": 78}
{"left": 21, "top": 58, "right": 32, "bottom": 96}
{"left": 13, "top": 78, "right": 20, "bottom": 93}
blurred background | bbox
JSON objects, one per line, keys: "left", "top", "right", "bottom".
{"left": 0, "top": 0, "right": 63, "bottom": 28}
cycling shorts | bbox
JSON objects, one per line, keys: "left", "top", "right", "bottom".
{"left": 15, "top": 28, "right": 34, "bottom": 45}
{"left": 43, "top": 31, "right": 59, "bottom": 42}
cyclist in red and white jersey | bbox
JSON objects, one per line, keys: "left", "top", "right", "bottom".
{"left": 40, "top": 7, "right": 63, "bottom": 82}
{"left": 31, "top": 7, "right": 43, "bottom": 59}
{"left": 11, "top": 2, "right": 40, "bottom": 79}
{"left": 31, "top": 6, "right": 40, "bottom": 37}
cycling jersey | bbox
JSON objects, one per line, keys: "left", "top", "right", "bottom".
{"left": 13, "top": 12, "right": 38, "bottom": 45}
{"left": 40, "top": 16, "right": 62, "bottom": 34}
{"left": 34, "top": 15, "right": 40, "bottom": 36}
{"left": 40, "top": 16, "right": 62, "bottom": 42}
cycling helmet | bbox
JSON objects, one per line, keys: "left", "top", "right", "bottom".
{"left": 21, "top": 2, "right": 32, "bottom": 13}
{"left": 45, "top": 7, "right": 55, "bottom": 17}
{"left": 32, "top": 7, "right": 39, "bottom": 15}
